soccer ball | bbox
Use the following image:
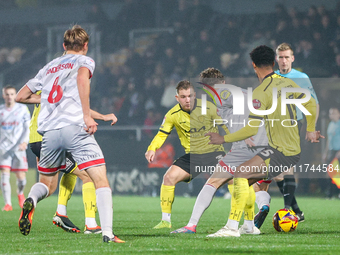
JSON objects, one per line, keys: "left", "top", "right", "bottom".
{"left": 272, "top": 208, "right": 298, "bottom": 232}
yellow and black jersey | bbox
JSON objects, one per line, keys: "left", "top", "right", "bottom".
{"left": 147, "top": 99, "right": 225, "bottom": 155}
{"left": 29, "top": 91, "right": 42, "bottom": 144}
{"left": 224, "top": 72, "right": 316, "bottom": 156}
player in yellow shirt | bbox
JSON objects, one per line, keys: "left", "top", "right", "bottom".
{"left": 29, "top": 93, "right": 117, "bottom": 233}
{"left": 145, "top": 80, "right": 227, "bottom": 229}
{"left": 205, "top": 45, "right": 324, "bottom": 237}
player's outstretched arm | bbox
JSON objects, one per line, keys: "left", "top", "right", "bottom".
{"left": 145, "top": 131, "right": 168, "bottom": 161}
{"left": 145, "top": 110, "right": 173, "bottom": 162}
{"left": 301, "top": 96, "right": 317, "bottom": 132}
{"left": 90, "top": 110, "right": 118, "bottom": 126}
{"left": 15, "top": 85, "right": 41, "bottom": 104}
{"left": 145, "top": 150, "right": 156, "bottom": 163}
{"left": 302, "top": 96, "right": 323, "bottom": 143}
{"left": 315, "top": 104, "right": 320, "bottom": 125}
{"left": 102, "top": 113, "right": 118, "bottom": 126}
{"left": 207, "top": 122, "right": 259, "bottom": 145}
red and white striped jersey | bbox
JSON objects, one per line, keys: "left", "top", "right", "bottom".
{"left": 26, "top": 54, "right": 95, "bottom": 134}
{"left": 0, "top": 103, "right": 30, "bottom": 153}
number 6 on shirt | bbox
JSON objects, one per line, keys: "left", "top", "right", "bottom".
{"left": 48, "top": 77, "right": 63, "bottom": 104}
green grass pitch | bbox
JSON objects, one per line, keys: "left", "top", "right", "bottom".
{"left": 0, "top": 195, "right": 340, "bottom": 254}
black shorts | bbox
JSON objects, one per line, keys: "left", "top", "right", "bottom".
{"left": 257, "top": 146, "right": 300, "bottom": 178}
{"left": 173, "top": 151, "right": 226, "bottom": 181}
{"left": 29, "top": 142, "right": 42, "bottom": 159}
{"left": 29, "top": 142, "right": 77, "bottom": 174}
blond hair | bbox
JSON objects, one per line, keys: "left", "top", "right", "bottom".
{"left": 276, "top": 42, "right": 294, "bottom": 55}
{"left": 63, "top": 25, "right": 89, "bottom": 52}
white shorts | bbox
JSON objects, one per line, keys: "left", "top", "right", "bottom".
{"left": 0, "top": 150, "right": 28, "bottom": 172}
{"left": 212, "top": 147, "right": 263, "bottom": 179}
{"left": 38, "top": 125, "right": 105, "bottom": 174}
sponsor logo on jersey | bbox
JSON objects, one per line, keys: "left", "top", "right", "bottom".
{"left": 1, "top": 121, "right": 19, "bottom": 127}
{"left": 253, "top": 99, "right": 261, "bottom": 109}
{"left": 190, "top": 126, "right": 206, "bottom": 133}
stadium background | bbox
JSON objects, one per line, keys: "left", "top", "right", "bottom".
{"left": 0, "top": 0, "right": 339, "bottom": 198}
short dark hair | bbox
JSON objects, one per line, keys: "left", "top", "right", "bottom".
{"left": 199, "top": 67, "right": 225, "bottom": 86}
{"left": 176, "top": 80, "right": 193, "bottom": 94}
{"left": 330, "top": 105, "right": 340, "bottom": 113}
{"left": 2, "top": 85, "right": 16, "bottom": 93}
{"left": 250, "top": 45, "right": 275, "bottom": 68}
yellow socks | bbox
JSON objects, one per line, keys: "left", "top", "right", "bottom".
{"left": 244, "top": 185, "right": 255, "bottom": 221}
{"left": 229, "top": 178, "right": 249, "bottom": 222}
{"left": 160, "top": 184, "right": 175, "bottom": 222}
{"left": 228, "top": 184, "right": 236, "bottom": 209}
{"left": 58, "top": 172, "right": 77, "bottom": 206}
{"left": 82, "top": 182, "right": 97, "bottom": 218}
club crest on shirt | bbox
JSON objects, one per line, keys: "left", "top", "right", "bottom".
{"left": 253, "top": 99, "right": 261, "bottom": 109}
{"left": 198, "top": 116, "right": 205, "bottom": 122}
{"left": 220, "top": 90, "right": 231, "bottom": 100}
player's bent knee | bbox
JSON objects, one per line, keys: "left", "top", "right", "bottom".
{"left": 162, "top": 166, "right": 189, "bottom": 185}
{"left": 234, "top": 170, "right": 249, "bottom": 178}
{"left": 207, "top": 177, "right": 230, "bottom": 189}
{"left": 162, "top": 173, "right": 173, "bottom": 185}
{"left": 253, "top": 183, "right": 261, "bottom": 192}
{"left": 0, "top": 168, "right": 10, "bottom": 173}
{"left": 273, "top": 175, "right": 283, "bottom": 182}
{"left": 227, "top": 179, "right": 234, "bottom": 185}
{"left": 235, "top": 170, "right": 266, "bottom": 180}
{"left": 85, "top": 165, "right": 110, "bottom": 189}
{"left": 73, "top": 168, "right": 92, "bottom": 183}
{"left": 49, "top": 182, "right": 58, "bottom": 196}
{"left": 90, "top": 176, "right": 110, "bottom": 189}
{"left": 163, "top": 172, "right": 184, "bottom": 185}
{"left": 15, "top": 171, "right": 26, "bottom": 179}
{"left": 39, "top": 173, "right": 59, "bottom": 196}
